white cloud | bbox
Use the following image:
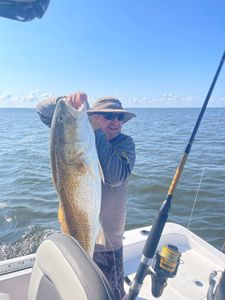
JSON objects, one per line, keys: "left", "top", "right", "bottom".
{"left": 124, "top": 93, "right": 199, "bottom": 107}
{"left": 0, "top": 91, "right": 13, "bottom": 102}
{"left": 0, "top": 90, "right": 52, "bottom": 108}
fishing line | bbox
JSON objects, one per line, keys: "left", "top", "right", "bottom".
{"left": 186, "top": 133, "right": 215, "bottom": 229}
{"left": 98, "top": 217, "right": 122, "bottom": 299}
{"left": 187, "top": 167, "right": 206, "bottom": 229}
{"left": 187, "top": 102, "right": 225, "bottom": 230}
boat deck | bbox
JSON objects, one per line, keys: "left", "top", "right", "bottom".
{"left": 123, "top": 223, "right": 225, "bottom": 300}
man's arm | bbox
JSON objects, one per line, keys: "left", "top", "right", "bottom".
{"left": 95, "top": 130, "right": 136, "bottom": 187}
{"left": 36, "top": 97, "right": 57, "bottom": 128}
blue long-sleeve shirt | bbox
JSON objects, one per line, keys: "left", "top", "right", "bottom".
{"left": 37, "top": 97, "right": 136, "bottom": 251}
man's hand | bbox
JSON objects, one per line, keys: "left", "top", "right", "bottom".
{"left": 66, "top": 92, "right": 89, "bottom": 109}
{"left": 66, "top": 92, "right": 99, "bottom": 131}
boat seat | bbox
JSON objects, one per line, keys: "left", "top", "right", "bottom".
{"left": 28, "top": 232, "right": 115, "bottom": 300}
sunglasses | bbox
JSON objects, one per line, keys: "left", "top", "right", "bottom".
{"left": 97, "top": 112, "right": 125, "bottom": 121}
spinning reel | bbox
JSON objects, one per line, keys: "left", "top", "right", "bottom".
{"left": 149, "top": 244, "right": 181, "bottom": 297}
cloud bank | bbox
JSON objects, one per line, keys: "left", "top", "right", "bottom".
{"left": 0, "top": 90, "right": 52, "bottom": 108}
{"left": 0, "top": 90, "right": 224, "bottom": 108}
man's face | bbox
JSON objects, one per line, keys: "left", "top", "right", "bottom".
{"left": 93, "top": 113, "right": 124, "bottom": 140}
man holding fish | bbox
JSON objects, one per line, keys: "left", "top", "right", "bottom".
{"left": 37, "top": 92, "right": 136, "bottom": 300}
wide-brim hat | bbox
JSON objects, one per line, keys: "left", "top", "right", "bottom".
{"left": 87, "top": 97, "right": 136, "bottom": 124}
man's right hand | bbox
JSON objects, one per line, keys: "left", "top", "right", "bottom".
{"left": 66, "top": 92, "right": 89, "bottom": 110}
{"left": 66, "top": 92, "right": 99, "bottom": 131}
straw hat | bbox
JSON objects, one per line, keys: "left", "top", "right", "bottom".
{"left": 87, "top": 97, "right": 136, "bottom": 124}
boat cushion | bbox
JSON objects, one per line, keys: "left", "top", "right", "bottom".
{"left": 28, "top": 232, "right": 115, "bottom": 300}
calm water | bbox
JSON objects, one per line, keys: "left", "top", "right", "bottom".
{"left": 0, "top": 107, "right": 225, "bottom": 260}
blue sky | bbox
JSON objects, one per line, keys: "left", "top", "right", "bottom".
{"left": 0, "top": 0, "right": 224, "bottom": 108}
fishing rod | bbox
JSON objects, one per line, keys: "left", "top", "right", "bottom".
{"left": 127, "top": 50, "right": 225, "bottom": 300}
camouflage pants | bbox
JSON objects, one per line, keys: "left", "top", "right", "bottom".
{"left": 93, "top": 247, "right": 125, "bottom": 300}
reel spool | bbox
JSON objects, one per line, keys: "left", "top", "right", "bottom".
{"left": 151, "top": 244, "right": 181, "bottom": 297}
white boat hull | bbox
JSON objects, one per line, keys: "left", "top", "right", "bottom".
{"left": 0, "top": 222, "right": 224, "bottom": 300}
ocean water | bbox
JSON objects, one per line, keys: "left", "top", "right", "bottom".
{"left": 0, "top": 107, "right": 225, "bottom": 260}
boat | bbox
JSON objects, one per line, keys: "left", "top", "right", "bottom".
{"left": 0, "top": 222, "right": 224, "bottom": 299}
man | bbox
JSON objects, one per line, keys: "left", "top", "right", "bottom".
{"left": 36, "top": 92, "right": 136, "bottom": 300}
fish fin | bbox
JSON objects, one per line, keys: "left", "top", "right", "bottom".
{"left": 83, "top": 160, "right": 105, "bottom": 184}
{"left": 82, "top": 161, "right": 96, "bottom": 177}
{"left": 98, "top": 162, "right": 105, "bottom": 184}
{"left": 95, "top": 223, "right": 106, "bottom": 246}
{"left": 58, "top": 203, "right": 70, "bottom": 234}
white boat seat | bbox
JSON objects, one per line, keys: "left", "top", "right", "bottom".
{"left": 28, "top": 232, "right": 115, "bottom": 300}
{"left": 0, "top": 293, "right": 11, "bottom": 300}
